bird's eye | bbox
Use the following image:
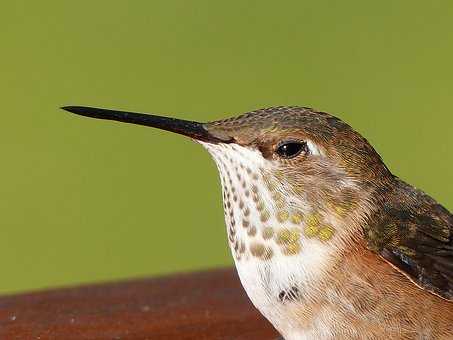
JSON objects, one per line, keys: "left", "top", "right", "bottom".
{"left": 275, "top": 141, "right": 307, "bottom": 159}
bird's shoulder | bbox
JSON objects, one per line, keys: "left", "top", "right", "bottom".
{"left": 365, "top": 178, "right": 453, "bottom": 300}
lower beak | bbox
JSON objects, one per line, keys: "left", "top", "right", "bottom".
{"left": 62, "top": 106, "right": 232, "bottom": 144}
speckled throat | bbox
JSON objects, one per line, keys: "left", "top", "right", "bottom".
{"left": 202, "top": 141, "right": 339, "bottom": 260}
{"left": 200, "top": 141, "right": 362, "bottom": 336}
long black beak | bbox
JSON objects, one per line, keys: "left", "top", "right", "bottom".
{"left": 62, "top": 106, "right": 231, "bottom": 144}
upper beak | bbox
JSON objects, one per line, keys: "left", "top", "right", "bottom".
{"left": 62, "top": 106, "right": 232, "bottom": 144}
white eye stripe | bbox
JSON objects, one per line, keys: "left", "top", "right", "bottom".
{"left": 306, "top": 140, "right": 323, "bottom": 156}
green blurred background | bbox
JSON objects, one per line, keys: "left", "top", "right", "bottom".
{"left": 1, "top": 1, "right": 452, "bottom": 294}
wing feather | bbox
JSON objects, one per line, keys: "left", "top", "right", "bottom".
{"left": 366, "top": 180, "right": 453, "bottom": 300}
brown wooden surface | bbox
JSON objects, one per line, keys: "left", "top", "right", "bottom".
{"left": 0, "top": 268, "right": 278, "bottom": 339}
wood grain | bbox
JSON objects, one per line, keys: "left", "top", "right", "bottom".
{"left": 0, "top": 268, "right": 278, "bottom": 339}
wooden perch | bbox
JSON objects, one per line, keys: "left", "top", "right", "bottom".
{"left": 0, "top": 268, "right": 278, "bottom": 339}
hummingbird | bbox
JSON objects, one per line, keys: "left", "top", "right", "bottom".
{"left": 63, "top": 105, "right": 453, "bottom": 339}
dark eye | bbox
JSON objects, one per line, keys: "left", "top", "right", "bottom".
{"left": 275, "top": 141, "right": 307, "bottom": 159}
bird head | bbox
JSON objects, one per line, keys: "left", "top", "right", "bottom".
{"left": 63, "top": 105, "right": 393, "bottom": 260}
